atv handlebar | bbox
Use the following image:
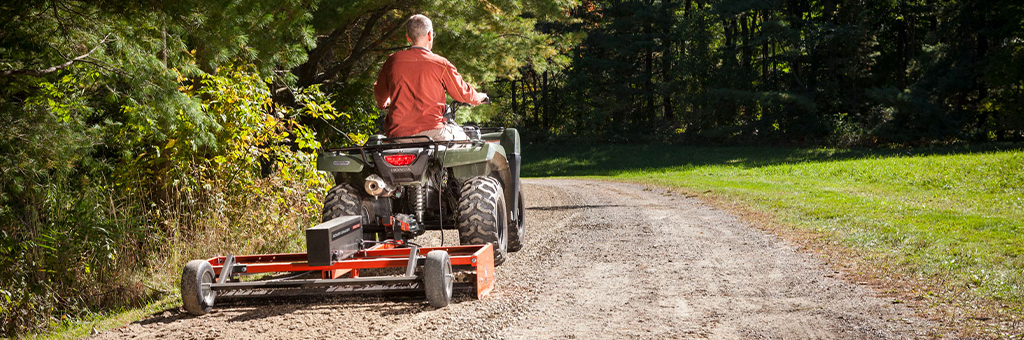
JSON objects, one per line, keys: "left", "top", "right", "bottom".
{"left": 444, "top": 98, "right": 489, "bottom": 121}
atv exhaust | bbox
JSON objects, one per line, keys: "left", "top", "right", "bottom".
{"left": 365, "top": 174, "right": 398, "bottom": 197}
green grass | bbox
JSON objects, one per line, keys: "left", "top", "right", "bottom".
{"left": 524, "top": 144, "right": 1024, "bottom": 311}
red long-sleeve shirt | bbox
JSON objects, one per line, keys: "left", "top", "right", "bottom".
{"left": 374, "top": 47, "right": 486, "bottom": 137}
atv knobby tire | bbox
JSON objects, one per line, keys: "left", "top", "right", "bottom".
{"left": 181, "top": 260, "right": 216, "bottom": 315}
{"left": 507, "top": 189, "right": 526, "bottom": 252}
{"left": 457, "top": 176, "right": 509, "bottom": 265}
{"left": 322, "top": 183, "right": 381, "bottom": 240}
{"left": 322, "top": 184, "right": 361, "bottom": 222}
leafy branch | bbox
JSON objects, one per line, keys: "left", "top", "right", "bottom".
{"left": 1, "top": 33, "right": 112, "bottom": 77}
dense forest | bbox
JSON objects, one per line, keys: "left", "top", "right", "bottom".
{"left": 499, "top": 0, "right": 1024, "bottom": 145}
{"left": 1, "top": 0, "right": 1022, "bottom": 336}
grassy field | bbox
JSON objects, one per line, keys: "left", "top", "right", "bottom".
{"left": 523, "top": 144, "right": 1024, "bottom": 329}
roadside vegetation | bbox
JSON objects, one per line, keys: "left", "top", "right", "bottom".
{"left": 523, "top": 144, "right": 1024, "bottom": 335}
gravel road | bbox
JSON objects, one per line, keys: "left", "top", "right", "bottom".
{"left": 93, "top": 179, "right": 935, "bottom": 339}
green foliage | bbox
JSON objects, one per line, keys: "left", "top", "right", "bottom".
{"left": 159, "top": 63, "right": 334, "bottom": 224}
{"left": 150, "top": 64, "right": 334, "bottom": 292}
{"left": 0, "top": 1, "right": 329, "bottom": 336}
{"left": 503, "top": 0, "right": 1024, "bottom": 145}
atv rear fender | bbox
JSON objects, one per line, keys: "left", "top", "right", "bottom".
{"left": 448, "top": 129, "right": 520, "bottom": 221}
{"left": 317, "top": 153, "right": 365, "bottom": 173}
{"left": 446, "top": 128, "right": 518, "bottom": 181}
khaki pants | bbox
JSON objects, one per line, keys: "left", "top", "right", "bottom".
{"left": 413, "top": 123, "right": 468, "bottom": 141}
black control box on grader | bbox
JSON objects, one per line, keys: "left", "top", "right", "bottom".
{"left": 180, "top": 102, "right": 523, "bottom": 315}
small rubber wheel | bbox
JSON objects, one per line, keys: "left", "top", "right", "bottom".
{"left": 424, "top": 250, "right": 454, "bottom": 308}
{"left": 181, "top": 260, "right": 216, "bottom": 315}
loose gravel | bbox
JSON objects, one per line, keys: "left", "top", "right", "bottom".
{"left": 92, "top": 179, "right": 935, "bottom": 339}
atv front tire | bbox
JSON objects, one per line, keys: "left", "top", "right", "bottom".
{"left": 457, "top": 177, "right": 509, "bottom": 265}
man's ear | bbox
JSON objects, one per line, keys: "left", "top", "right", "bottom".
{"left": 406, "top": 34, "right": 412, "bottom": 44}
{"left": 427, "top": 30, "right": 433, "bottom": 42}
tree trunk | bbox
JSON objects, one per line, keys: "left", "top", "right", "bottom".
{"left": 741, "top": 15, "right": 751, "bottom": 70}
{"left": 823, "top": 0, "right": 836, "bottom": 23}
{"left": 663, "top": 1, "right": 675, "bottom": 122}
{"left": 529, "top": 70, "right": 540, "bottom": 124}
{"left": 510, "top": 78, "right": 518, "bottom": 119}
{"left": 896, "top": 6, "right": 908, "bottom": 88}
{"left": 543, "top": 70, "right": 550, "bottom": 130}
{"left": 976, "top": 32, "right": 990, "bottom": 138}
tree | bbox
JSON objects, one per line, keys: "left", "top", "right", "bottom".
{"left": 518, "top": 0, "right": 1024, "bottom": 145}
{"left": 0, "top": 0, "right": 578, "bottom": 335}
{"left": 285, "top": 0, "right": 577, "bottom": 147}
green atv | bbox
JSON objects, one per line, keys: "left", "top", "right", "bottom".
{"left": 316, "top": 102, "right": 524, "bottom": 265}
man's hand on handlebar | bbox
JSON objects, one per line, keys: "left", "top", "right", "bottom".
{"left": 473, "top": 92, "right": 489, "bottom": 105}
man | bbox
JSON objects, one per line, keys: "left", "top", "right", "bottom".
{"left": 373, "top": 14, "right": 488, "bottom": 140}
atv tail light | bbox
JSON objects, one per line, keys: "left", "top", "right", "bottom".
{"left": 384, "top": 154, "right": 417, "bottom": 166}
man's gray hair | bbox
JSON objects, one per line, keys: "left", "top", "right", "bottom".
{"left": 406, "top": 14, "right": 432, "bottom": 41}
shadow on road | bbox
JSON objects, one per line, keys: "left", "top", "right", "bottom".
{"left": 131, "top": 290, "right": 481, "bottom": 326}
{"left": 527, "top": 204, "right": 623, "bottom": 211}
